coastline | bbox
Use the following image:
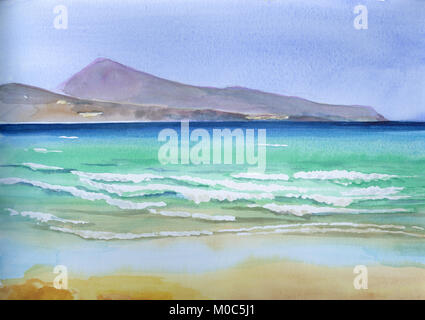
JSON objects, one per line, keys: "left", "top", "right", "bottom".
{"left": 1, "top": 121, "right": 424, "bottom": 300}
{"left": 2, "top": 258, "right": 425, "bottom": 300}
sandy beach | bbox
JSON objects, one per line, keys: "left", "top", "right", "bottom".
{"left": 1, "top": 122, "right": 425, "bottom": 301}
{"left": 2, "top": 257, "right": 425, "bottom": 300}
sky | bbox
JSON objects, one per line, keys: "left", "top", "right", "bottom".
{"left": 0, "top": 0, "right": 424, "bottom": 120}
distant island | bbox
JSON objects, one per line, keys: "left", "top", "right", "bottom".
{"left": 0, "top": 58, "right": 386, "bottom": 123}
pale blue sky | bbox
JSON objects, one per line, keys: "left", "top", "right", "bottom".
{"left": 0, "top": 0, "right": 424, "bottom": 120}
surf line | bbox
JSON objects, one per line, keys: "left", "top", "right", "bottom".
{"left": 157, "top": 121, "right": 266, "bottom": 172}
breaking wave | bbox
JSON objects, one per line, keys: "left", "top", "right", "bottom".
{"left": 341, "top": 186, "right": 403, "bottom": 196}
{"left": 168, "top": 175, "right": 305, "bottom": 192}
{"left": 48, "top": 221, "right": 424, "bottom": 240}
{"left": 22, "top": 163, "right": 64, "bottom": 171}
{"left": 72, "top": 171, "right": 301, "bottom": 192}
{"left": 72, "top": 170, "right": 163, "bottom": 183}
{"left": 157, "top": 210, "right": 235, "bottom": 221}
{"left": 232, "top": 172, "right": 290, "bottom": 181}
{"left": 250, "top": 203, "right": 409, "bottom": 217}
{"left": 5, "top": 208, "right": 88, "bottom": 224}
{"left": 293, "top": 170, "right": 397, "bottom": 182}
{"left": 49, "top": 226, "right": 213, "bottom": 240}
{"left": 68, "top": 170, "right": 409, "bottom": 207}
{"left": 33, "top": 148, "right": 62, "bottom": 153}
{"left": 79, "top": 178, "right": 275, "bottom": 204}
{"left": 236, "top": 226, "right": 425, "bottom": 238}
{"left": 282, "top": 193, "right": 353, "bottom": 207}
{"left": 0, "top": 177, "right": 166, "bottom": 210}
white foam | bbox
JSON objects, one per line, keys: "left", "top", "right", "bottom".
{"left": 328, "top": 222, "right": 406, "bottom": 230}
{"left": 6, "top": 208, "right": 88, "bottom": 224}
{"left": 49, "top": 226, "right": 213, "bottom": 240}
{"left": 22, "top": 163, "right": 64, "bottom": 171}
{"left": 412, "top": 226, "right": 425, "bottom": 231}
{"left": 169, "top": 175, "right": 305, "bottom": 192}
{"left": 79, "top": 178, "right": 146, "bottom": 196}
{"left": 218, "top": 221, "right": 406, "bottom": 234}
{"left": 237, "top": 227, "right": 425, "bottom": 239}
{"left": 340, "top": 186, "right": 409, "bottom": 201}
{"left": 59, "top": 136, "right": 78, "bottom": 139}
{"left": 256, "top": 203, "right": 409, "bottom": 217}
{"left": 167, "top": 175, "right": 407, "bottom": 203}
{"left": 33, "top": 148, "right": 62, "bottom": 153}
{"left": 72, "top": 171, "right": 163, "bottom": 183}
{"left": 6, "top": 208, "right": 19, "bottom": 216}
{"left": 232, "top": 172, "right": 290, "bottom": 181}
{"left": 47, "top": 220, "right": 421, "bottom": 240}
{"left": 73, "top": 171, "right": 300, "bottom": 192}
{"left": 0, "top": 177, "right": 166, "bottom": 210}
{"left": 334, "top": 181, "right": 352, "bottom": 186}
{"left": 354, "top": 195, "right": 409, "bottom": 201}
{"left": 283, "top": 193, "right": 353, "bottom": 207}
{"left": 341, "top": 186, "right": 403, "bottom": 196}
{"left": 158, "top": 210, "right": 235, "bottom": 221}
{"left": 293, "top": 170, "right": 397, "bottom": 182}
{"left": 80, "top": 178, "right": 274, "bottom": 204}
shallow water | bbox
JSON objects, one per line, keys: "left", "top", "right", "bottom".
{"left": 1, "top": 121, "right": 424, "bottom": 278}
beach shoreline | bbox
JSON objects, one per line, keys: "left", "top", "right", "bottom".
{"left": 2, "top": 257, "right": 425, "bottom": 300}
{"left": 1, "top": 121, "right": 425, "bottom": 300}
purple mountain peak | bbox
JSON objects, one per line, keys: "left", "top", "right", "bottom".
{"left": 58, "top": 58, "right": 156, "bottom": 102}
{"left": 56, "top": 58, "right": 386, "bottom": 121}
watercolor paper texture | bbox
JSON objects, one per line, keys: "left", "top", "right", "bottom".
{"left": 0, "top": 0, "right": 424, "bottom": 299}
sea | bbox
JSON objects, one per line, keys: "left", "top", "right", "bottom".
{"left": 0, "top": 121, "right": 425, "bottom": 279}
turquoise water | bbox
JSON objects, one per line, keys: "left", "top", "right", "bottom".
{"left": 0, "top": 122, "right": 425, "bottom": 278}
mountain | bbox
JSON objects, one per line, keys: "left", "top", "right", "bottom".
{"left": 58, "top": 58, "right": 386, "bottom": 122}
{"left": 0, "top": 58, "right": 386, "bottom": 123}
{"left": 0, "top": 83, "right": 249, "bottom": 123}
